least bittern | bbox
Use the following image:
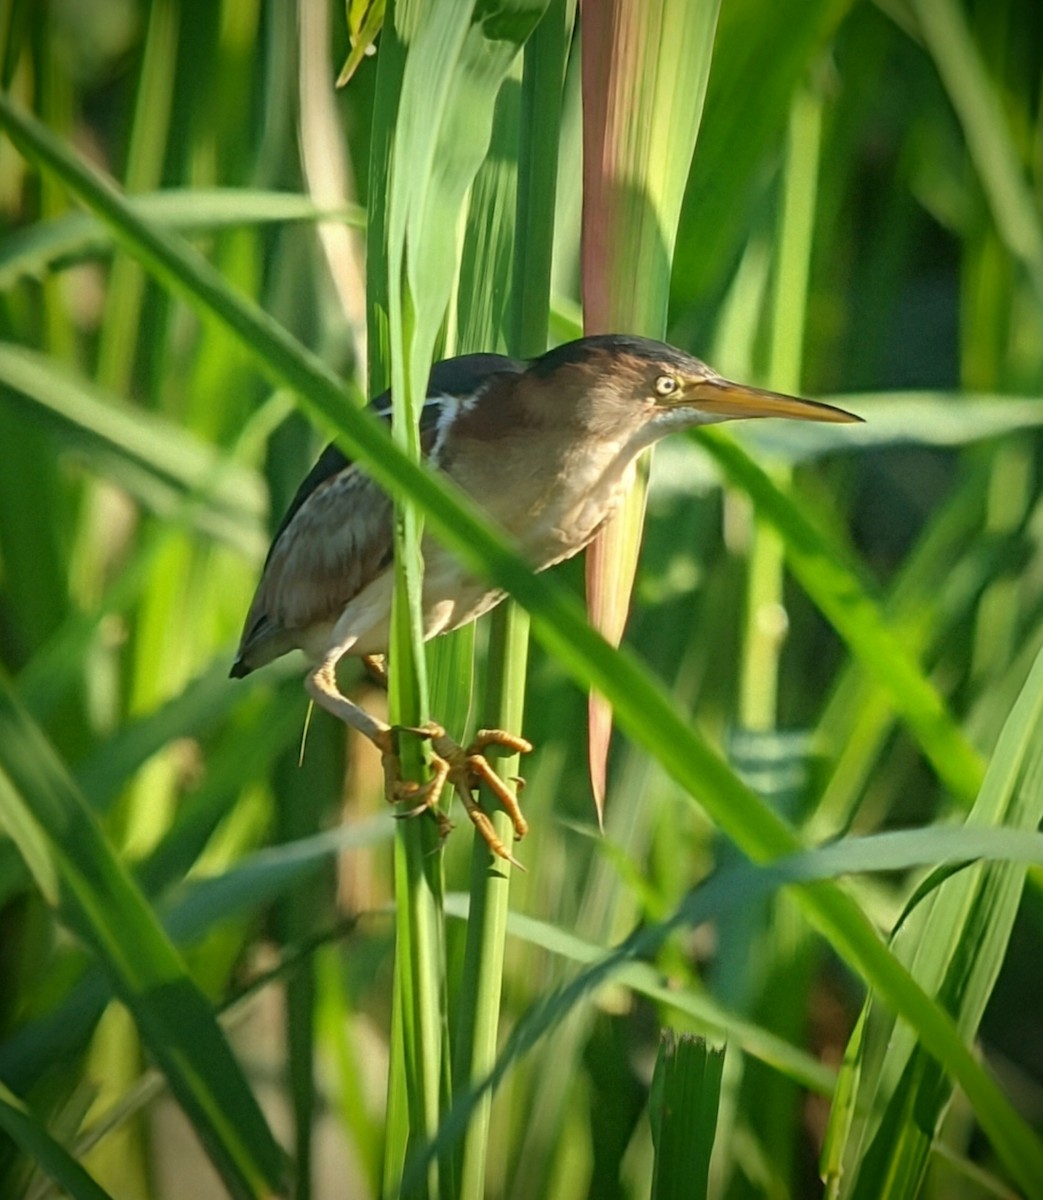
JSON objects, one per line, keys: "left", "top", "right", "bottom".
{"left": 232, "top": 335, "right": 860, "bottom": 863}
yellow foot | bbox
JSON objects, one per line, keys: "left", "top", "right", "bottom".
{"left": 374, "top": 723, "right": 533, "bottom": 868}
{"left": 372, "top": 725, "right": 453, "bottom": 843}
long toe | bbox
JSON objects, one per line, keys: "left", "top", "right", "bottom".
{"left": 424, "top": 726, "right": 532, "bottom": 857}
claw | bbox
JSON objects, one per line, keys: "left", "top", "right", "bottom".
{"left": 426, "top": 728, "right": 531, "bottom": 867}
{"left": 373, "top": 721, "right": 532, "bottom": 867}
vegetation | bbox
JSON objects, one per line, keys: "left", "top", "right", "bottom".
{"left": 1, "top": 1, "right": 1042, "bottom": 1197}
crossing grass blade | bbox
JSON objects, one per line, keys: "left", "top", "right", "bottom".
{"left": 824, "top": 643, "right": 1043, "bottom": 1199}
{"left": 413, "top": 823, "right": 1043, "bottom": 1193}
{"left": 2, "top": 25, "right": 1041, "bottom": 1190}
{"left": 0, "top": 1082, "right": 116, "bottom": 1200}
{"left": 0, "top": 684, "right": 286, "bottom": 1199}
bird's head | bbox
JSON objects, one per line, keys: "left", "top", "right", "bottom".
{"left": 526, "top": 335, "right": 861, "bottom": 446}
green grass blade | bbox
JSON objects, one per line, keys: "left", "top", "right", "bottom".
{"left": 909, "top": 0, "right": 1043, "bottom": 308}
{"left": 0, "top": 1082, "right": 115, "bottom": 1200}
{"left": 698, "top": 428, "right": 985, "bottom": 803}
{"left": 0, "top": 189, "right": 360, "bottom": 289}
{"left": 5, "top": 89, "right": 1040, "bottom": 1191}
{"left": 0, "top": 342, "right": 267, "bottom": 558}
{"left": 374, "top": 5, "right": 552, "bottom": 1194}
{"left": 828, "top": 639, "right": 1043, "bottom": 1198}
{"left": 450, "top": 10, "right": 566, "bottom": 1194}
{"left": 444, "top": 897, "right": 834, "bottom": 1094}
{"left": 649, "top": 1033, "right": 725, "bottom": 1200}
{"left": 419, "top": 823, "right": 1043, "bottom": 1193}
{"left": 0, "top": 684, "right": 286, "bottom": 1198}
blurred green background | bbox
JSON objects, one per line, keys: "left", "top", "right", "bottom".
{"left": 1, "top": 1, "right": 1043, "bottom": 1197}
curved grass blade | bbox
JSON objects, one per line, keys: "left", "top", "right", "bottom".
{"left": 0, "top": 188, "right": 362, "bottom": 288}
{"left": 443, "top": 896, "right": 833, "bottom": 1094}
{"left": 2, "top": 92, "right": 1038, "bottom": 1189}
{"left": 698, "top": 428, "right": 985, "bottom": 804}
{"left": 0, "top": 684, "right": 286, "bottom": 1199}
{"left": 414, "top": 821, "right": 1043, "bottom": 1195}
{"left": 0, "top": 1082, "right": 115, "bottom": 1200}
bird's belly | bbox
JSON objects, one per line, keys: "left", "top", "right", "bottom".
{"left": 323, "top": 557, "right": 502, "bottom": 659}
{"left": 321, "top": 457, "right": 634, "bottom": 660}
{"left": 418, "top": 554, "right": 505, "bottom": 637}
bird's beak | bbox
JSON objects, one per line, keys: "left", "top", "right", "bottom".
{"left": 681, "top": 376, "right": 862, "bottom": 424}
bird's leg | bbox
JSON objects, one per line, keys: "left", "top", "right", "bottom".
{"left": 361, "top": 654, "right": 388, "bottom": 687}
{"left": 422, "top": 725, "right": 532, "bottom": 868}
{"left": 306, "top": 658, "right": 392, "bottom": 747}
{"left": 307, "top": 657, "right": 431, "bottom": 800}
{"left": 306, "top": 658, "right": 532, "bottom": 865}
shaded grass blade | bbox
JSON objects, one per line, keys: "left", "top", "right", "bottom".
{"left": 0, "top": 343, "right": 267, "bottom": 558}
{"left": 5, "top": 90, "right": 1040, "bottom": 1191}
{"left": 0, "top": 189, "right": 362, "bottom": 289}
{"left": 698, "top": 428, "right": 985, "bottom": 803}
{"left": 650, "top": 1032, "right": 725, "bottom": 1200}
{"left": 0, "top": 684, "right": 285, "bottom": 1199}
{"left": 0, "top": 1082, "right": 115, "bottom": 1200}
{"left": 826, "top": 642, "right": 1043, "bottom": 1198}
{"left": 418, "top": 823, "right": 1043, "bottom": 1193}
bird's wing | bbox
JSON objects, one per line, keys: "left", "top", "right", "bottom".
{"left": 232, "top": 459, "right": 394, "bottom": 672}
{"left": 233, "top": 354, "right": 525, "bottom": 674}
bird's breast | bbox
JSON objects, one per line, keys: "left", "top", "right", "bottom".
{"left": 451, "top": 432, "right": 640, "bottom": 569}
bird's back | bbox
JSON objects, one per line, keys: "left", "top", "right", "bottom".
{"left": 230, "top": 354, "right": 523, "bottom": 676}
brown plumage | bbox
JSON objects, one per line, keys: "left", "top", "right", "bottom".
{"left": 231, "top": 335, "right": 861, "bottom": 864}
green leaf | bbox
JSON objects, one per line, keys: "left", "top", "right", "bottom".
{"left": 698, "top": 428, "right": 985, "bottom": 803}
{"left": 650, "top": 1033, "right": 725, "bottom": 1200}
{"left": 416, "top": 823, "right": 1043, "bottom": 1193}
{"left": 0, "top": 1081, "right": 116, "bottom": 1200}
{"left": 828, "top": 639, "right": 1043, "bottom": 1199}
{"left": 3, "top": 90, "right": 1038, "bottom": 1194}
{"left": 0, "top": 683, "right": 286, "bottom": 1198}
{"left": 0, "top": 188, "right": 361, "bottom": 288}
{"left": 0, "top": 343, "right": 267, "bottom": 558}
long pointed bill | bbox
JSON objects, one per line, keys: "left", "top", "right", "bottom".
{"left": 685, "top": 377, "right": 863, "bottom": 423}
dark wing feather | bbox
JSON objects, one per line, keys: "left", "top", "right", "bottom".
{"left": 231, "top": 353, "right": 524, "bottom": 675}
{"left": 232, "top": 462, "right": 393, "bottom": 673}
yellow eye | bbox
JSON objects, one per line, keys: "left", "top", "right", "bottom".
{"left": 655, "top": 375, "right": 678, "bottom": 397}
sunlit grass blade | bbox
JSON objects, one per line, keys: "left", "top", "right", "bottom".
{"left": 6, "top": 89, "right": 1041, "bottom": 1189}
{"left": 0, "top": 684, "right": 285, "bottom": 1198}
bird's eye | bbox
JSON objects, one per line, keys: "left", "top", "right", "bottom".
{"left": 655, "top": 375, "right": 678, "bottom": 398}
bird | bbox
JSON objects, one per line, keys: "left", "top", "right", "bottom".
{"left": 231, "top": 334, "right": 861, "bottom": 864}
